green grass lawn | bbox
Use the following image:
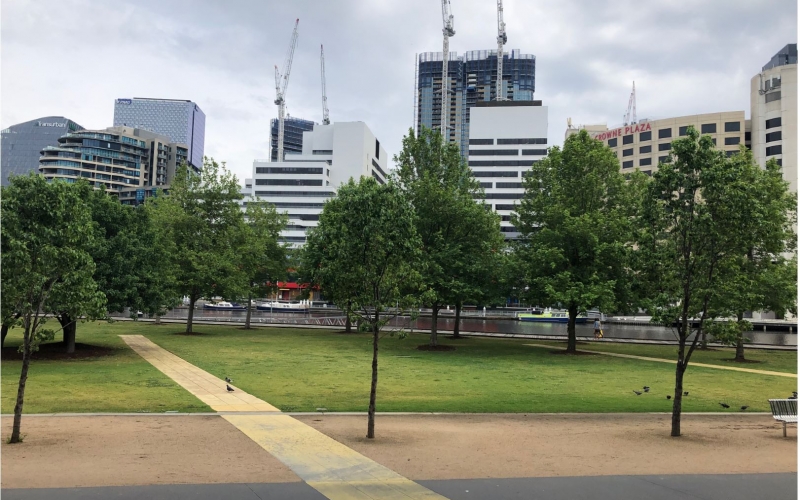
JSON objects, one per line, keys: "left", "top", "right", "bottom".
{"left": 2, "top": 321, "right": 796, "bottom": 414}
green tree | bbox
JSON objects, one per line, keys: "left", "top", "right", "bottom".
{"left": 514, "top": 130, "right": 636, "bottom": 353}
{"left": 395, "top": 126, "right": 502, "bottom": 346}
{"left": 304, "top": 177, "right": 421, "bottom": 438}
{"left": 237, "top": 198, "right": 289, "bottom": 329}
{"left": 2, "top": 174, "right": 104, "bottom": 443}
{"left": 637, "top": 127, "right": 758, "bottom": 437}
{"left": 148, "top": 159, "right": 244, "bottom": 333}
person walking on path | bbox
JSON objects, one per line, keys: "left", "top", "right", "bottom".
{"left": 594, "top": 318, "right": 603, "bottom": 339}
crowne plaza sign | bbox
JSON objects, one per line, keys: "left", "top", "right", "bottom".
{"left": 590, "top": 122, "right": 652, "bottom": 142}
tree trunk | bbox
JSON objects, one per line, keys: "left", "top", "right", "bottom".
{"left": 566, "top": 305, "right": 578, "bottom": 353}
{"left": 155, "top": 314, "right": 162, "bottom": 325}
{"left": 699, "top": 327, "right": 708, "bottom": 350}
{"left": 187, "top": 296, "right": 196, "bottom": 333}
{"left": 671, "top": 325, "right": 688, "bottom": 437}
{"left": 429, "top": 303, "right": 439, "bottom": 347}
{"left": 245, "top": 292, "right": 253, "bottom": 329}
{"left": 10, "top": 317, "right": 32, "bottom": 444}
{"left": 1, "top": 322, "right": 9, "bottom": 349}
{"left": 453, "top": 302, "right": 462, "bottom": 338}
{"left": 58, "top": 313, "right": 76, "bottom": 354}
{"left": 345, "top": 300, "right": 352, "bottom": 333}
{"left": 366, "top": 310, "right": 380, "bottom": 439}
{"left": 734, "top": 312, "right": 745, "bottom": 361}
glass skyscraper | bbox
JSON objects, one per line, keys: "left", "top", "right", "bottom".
{"left": 1, "top": 116, "right": 83, "bottom": 185}
{"left": 415, "top": 49, "right": 536, "bottom": 157}
{"left": 270, "top": 116, "right": 316, "bottom": 162}
{"left": 113, "top": 97, "right": 205, "bottom": 172}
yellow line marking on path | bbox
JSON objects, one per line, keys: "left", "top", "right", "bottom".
{"left": 524, "top": 343, "right": 797, "bottom": 378}
{"left": 122, "top": 334, "right": 448, "bottom": 499}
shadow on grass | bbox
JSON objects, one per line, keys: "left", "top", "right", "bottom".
{"left": 1, "top": 342, "right": 121, "bottom": 361}
{"left": 723, "top": 358, "right": 763, "bottom": 364}
{"left": 417, "top": 345, "right": 457, "bottom": 352}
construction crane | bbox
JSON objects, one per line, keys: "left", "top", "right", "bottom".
{"left": 274, "top": 19, "right": 299, "bottom": 162}
{"left": 624, "top": 81, "right": 637, "bottom": 126}
{"left": 320, "top": 45, "right": 330, "bottom": 125}
{"left": 496, "top": 0, "right": 507, "bottom": 101}
{"left": 440, "top": 0, "right": 455, "bottom": 140}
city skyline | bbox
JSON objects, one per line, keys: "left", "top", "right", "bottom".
{"left": 1, "top": 0, "right": 796, "bottom": 185}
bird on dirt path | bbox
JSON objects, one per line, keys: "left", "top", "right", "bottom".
{"left": 719, "top": 402, "right": 730, "bottom": 409}
{"left": 633, "top": 390, "right": 642, "bottom": 396}
{"left": 643, "top": 386, "right": 650, "bottom": 392}
{"left": 225, "top": 377, "right": 233, "bottom": 383}
{"left": 740, "top": 406, "right": 749, "bottom": 411}
{"left": 226, "top": 385, "right": 235, "bottom": 392}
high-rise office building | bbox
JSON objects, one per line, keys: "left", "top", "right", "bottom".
{"left": 750, "top": 44, "right": 797, "bottom": 193}
{"left": 415, "top": 49, "right": 536, "bottom": 157}
{"left": 270, "top": 116, "right": 316, "bottom": 162}
{"left": 1, "top": 116, "right": 83, "bottom": 185}
{"left": 113, "top": 97, "right": 205, "bottom": 172}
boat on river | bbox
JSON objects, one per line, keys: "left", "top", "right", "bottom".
{"left": 256, "top": 301, "right": 310, "bottom": 313}
{"left": 203, "top": 301, "right": 247, "bottom": 311}
{"left": 517, "top": 308, "right": 589, "bottom": 324}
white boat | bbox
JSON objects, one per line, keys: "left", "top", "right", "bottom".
{"left": 204, "top": 301, "right": 247, "bottom": 311}
{"left": 256, "top": 300, "right": 310, "bottom": 313}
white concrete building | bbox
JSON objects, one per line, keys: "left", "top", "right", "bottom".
{"left": 750, "top": 44, "right": 797, "bottom": 193}
{"left": 242, "top": 121, "right": 388, "bottom": 246}
{"left": 467, "top": 101, "right": 549, "bottom": 238}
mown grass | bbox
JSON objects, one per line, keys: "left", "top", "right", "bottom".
{"left": 2, "top": 321, "right": 796, "bottom": 414}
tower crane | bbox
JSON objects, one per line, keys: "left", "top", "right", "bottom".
{"left": 320, "top": 45, "right": 330, "bottom": 125}
{"left": 496, "top": 0, "right": 507, "bottom": 101}
{"left": 624, "top": 81, "right": 637, "bottom": 126}
{"left": 274, "top": 19, "right": 299, "bottom": 162}
{"left": 440, "top": 0, "right": 455, "bottom": 140}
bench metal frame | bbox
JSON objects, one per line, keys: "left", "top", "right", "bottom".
{"left": 768, "top": 399, "right": 798, "bottom": 437}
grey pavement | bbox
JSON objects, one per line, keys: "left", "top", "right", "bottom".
{"left": 2, "top": 474, "right": 796, "bottom": 500}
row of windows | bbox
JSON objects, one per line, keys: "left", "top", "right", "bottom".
{"left": 371, "top": 158, "right": 387, "bottom": 178}
{"left": 287, "top": 214, "right": 320, "bottom": 221}
{"left": 496, "top": 182, "right": 523, "bottom": 189}
{"left": 312, "top": 150, "right": 333, "bottom": 155}
{"left": 468, "top": 160, "right": 539, "bottom": 167}
{"left": 255, "top": 179, "right": 323, "bottom": 186}
{"left": 766, "top": 117, "right": 781, "bottom": 129}
{"left": 468, "top": 138, "right": 548, "bottom": 145}
{"left": 482, "top": 193, "right": 521, "bottom": 199}
{"left": 469, "top": 149, "right": 547, "bottom": 156}
{"left": 255, "top": 167, "right": 323, "bottom": 175}
{"left": 609, "top": 122, "right": 742, "bottom": 148}
{"left": 372, "top": 171, "right": 385, "bottom": 185}
{"left": 472, "top": 171, "right": 518, "bottom": 177}
{"left": 254, "top": 191, "right": 335, "bottom": 197}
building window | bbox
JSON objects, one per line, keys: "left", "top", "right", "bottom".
{"left": 254, "top": 179, "right": 324, "bottom": 186}
{"left": 679, "top": 126, "right": 689, "bottom": 136}
{"left": 375, "top": 139, "right": 380, "bottom": 159}
{"left": 658, "top": 143, "right": 671, "bottom": 151}
{"left": 701, "top": 123, "right": 716, "bottom": 134}
{"left": 766, "top": 145, "right": 782, "bottom": 156}
{"left": 312, "top": 150, "right": 333, "bottom": 155}
{"left": 495, "top": 182, "right": 523, "bottom": 189}
{"left": 469, "top": 160, "right": 537, "bottom": 167}
{"left": 622, "top": 148, "right": 633, "bottom": 157}
{"left": 766, "top": 117, "right": 782, "bottom": 129}
{"left": 494, "top": 204, "right": 516, "bottom": 211}
{"left": 766, "top": 131, "right": 782, "bottom": 143}
{"left": 472, "top": 171, "right": 519, "bottom": 177}
{"left": 724, "top": 121, "right": 741, "bottom": 132}
{"left": 711, "top": 138, "right": 717, "bottom": 146}
{"left": 640, "top": 145, "right": 652, "bottom": 154}
{"left": 765, "top": 91, "right": 781, "bottom": 103}
{"left": 521, "top": 149, "right": 547, "bottom": 156}
{"left": 658, "top": 128, "right": 672, "bottom": 139}
{"left": 640, "top": 158, "right": 652, "bottom": 166}
{"left": 642, "top": 170, "right": 652, "bottom": 177}
{"left": 622, "top": 160, "right": 633, "bottom": 169}
{"left": 480, "top": 182, "right": 493, "bottom": 188}
{"left": 723, "top": 137, "right": 740, "bottom": 146}
{"left": 497, "top": 138, "right": 546, "bottom": 144}
{"left": 659, "top": 155, "right": 671, "bottom": 164}
{"left": 777, "top": 159, "right": 783, "bottom": 166}
{"left": 640, "top": 131, "right": 652, "bottom": 142}
{"left": 745, "top": 132, "right": 752, "bottom": 142}
{"left": 726, "top": 151, "right": 737, "bottom": 157}
{"left": 371, "top": 171, "right": 384, "bottom": 184}
{"left": 622, "top": 134, "right": 633, "bottom": 145}
{"left": 608, "top": 138, "right": 617, "bottom": 148}
{"left": 469, "top": 138, "right": 494, "bottom": 145}
{"left": 469, "top": 149, "right": 519, "bottom": 156}
{"left": 255, "top": 167, "right": 323, "bottom": 174}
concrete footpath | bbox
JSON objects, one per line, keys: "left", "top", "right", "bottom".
{"left": 3, "top": 474, "right": 796, "bottom": 500}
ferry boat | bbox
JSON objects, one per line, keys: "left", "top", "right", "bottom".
{"left": 517, "top": 308, "right": 589, "bottom": 324}
{"left": 256, "top": 300, "right": 311, "bottom": 313}
{"left": 203, "top": 301, "right": 248, "bottom": 311}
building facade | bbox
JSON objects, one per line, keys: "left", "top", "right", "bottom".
{"left": 270, "top": 116, "right": 316, "bottom": 162}
{"left": 1, "top": 116, "right": 83, "bottom": 185}
{"left": 468, "top": 101, "right": 548, "bottom": 239}
{"left": 416, "top": 49, "right": 536, "bottom": 158}
{"left": 242, "top": 121, "right": 388, "bottom": 247}
{"left": 113, "top": 98, "right": 205, "bottom": 172}
{"left": 750, "top": 44, "right": 797, "bottom": 193}
{"left": 38, "top": 126, "right": 189, "bottom": 206}
{"left": 565, "top": 111, "right": 748, "bottom": 176}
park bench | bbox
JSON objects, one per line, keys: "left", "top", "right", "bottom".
{"left": 768, "top": 399, "right": 797, "bottom": 437}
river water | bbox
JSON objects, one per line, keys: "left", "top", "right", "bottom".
{"left": 159, "top": 308, "right": 797, "bottom": 347}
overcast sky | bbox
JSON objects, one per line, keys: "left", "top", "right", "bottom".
{"left": 2, "top": 0, "right": 796, "bottom": 184}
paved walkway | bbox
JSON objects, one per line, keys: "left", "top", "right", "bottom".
{"left": 120, "top": 335, "right": 446, "bottom": 500}
{"left": 524, "top": 343, "right": 797, "bottom": 378}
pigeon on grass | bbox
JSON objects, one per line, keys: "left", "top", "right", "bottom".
{"left": 719, "top": 402, "right": 730, "bottom": 409}
{"left": 633, "top": 390, "right": 643, "bottom": 396}
{"left": 740, "top": 406, "right": 749, "bottom": 411}
{"left": 225, "top": 377, "right": 233, "bottom": 383}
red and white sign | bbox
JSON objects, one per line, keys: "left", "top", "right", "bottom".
{"left": 591, "top": 122, "right": 652, "bottom": 142}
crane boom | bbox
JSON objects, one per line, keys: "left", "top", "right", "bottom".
{"left": 320, "top": 45, "right": 330, "bottom": 125}
{"left": 624, "top": 81, "right": 636, "bottom": 125}
{"left": 274, "top": 18, "right": 299, "bottom": 162}
{"left": 496, "top": 0, "right": 507, "bottom": 101}
{"left": 440, "top": 0, "right": 455, "bottom": 141}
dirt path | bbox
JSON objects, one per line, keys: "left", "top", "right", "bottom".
{"left": 1, "top": 413, "right": 795, "bottom": 489}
